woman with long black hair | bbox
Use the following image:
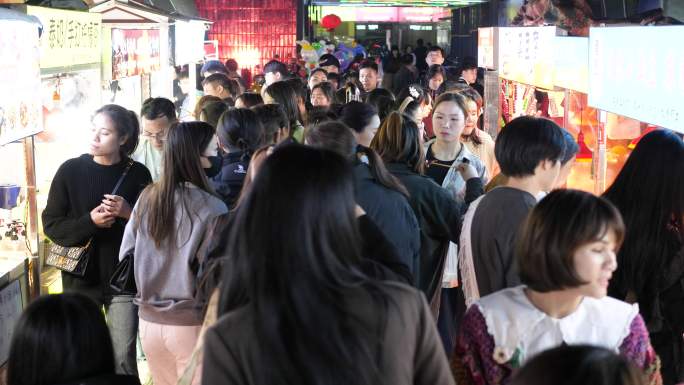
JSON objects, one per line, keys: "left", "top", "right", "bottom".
{"left": 119, "top": 121, "right": 228, "bottom": 385}
{"left": 202, "top": 145, "right": 454, "bottom": 385}
{"left": 305, "top": 121, "right": 420, "bottom": 279}
{"left": 42, "top": 104, "right": 151, "bottom": 376}
{"left": 603, "top": 129, "right": 684, "bottom": 385}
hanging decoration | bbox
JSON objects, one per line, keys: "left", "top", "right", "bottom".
{"left": 320, "top": 14, "right": 341, "bottom": 32}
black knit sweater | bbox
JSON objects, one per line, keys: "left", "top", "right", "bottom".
{"left": 42, "top": 154, "right": 151, "bottom": 298}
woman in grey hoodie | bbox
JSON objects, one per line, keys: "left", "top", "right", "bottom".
{"left": 119, "top": 121, "right": 228, "bottom": 385}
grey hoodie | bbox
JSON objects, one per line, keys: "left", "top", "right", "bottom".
{"left": 119, "top": 183, "right": 228, "bottom": 325}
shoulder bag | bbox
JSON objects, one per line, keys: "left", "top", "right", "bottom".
{"left": 46, "top": 160, "right": 134, "bottom": 277}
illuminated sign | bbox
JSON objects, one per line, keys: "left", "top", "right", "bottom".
{"left": 498, "top": 26, "right": 556, "bottom": 89}
{"left": 553, "top": 36, "right": 588, "bottom": 94}
{"left": 588, "top": 26, "right": 684, "bottom": 133}
{"left": 27, "top": 6, "right": 102, "bottom": 69}
{"left": 111, "top": 28, "right": 160, "bottom": 80}
{"left": 315, "top": 6, "right": 450, "bottom": 22}
{"left": 0, "top": 21, "right": 43, "bottom": 145}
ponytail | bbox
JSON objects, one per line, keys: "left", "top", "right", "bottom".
{"left": 94, "top": 104, "right": 140, "bottom": 156}
{"left": 216, "top": 108, "right": 265, "bottom": 160}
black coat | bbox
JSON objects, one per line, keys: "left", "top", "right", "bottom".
{"left": 211, "top": 151, "right": 249, "bottom": 208}
{"left": 386, "top": 163, "right": 483, "bottom": 310}
{"left": 354, "top": 162, "right": 420, "bottom": 279}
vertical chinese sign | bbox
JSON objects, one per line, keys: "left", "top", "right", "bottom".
{"left": 0, "top": 20, "right": 42, "bottom": 145}
{"left": 111, "top": 29, "right": 161, "bottom": 80}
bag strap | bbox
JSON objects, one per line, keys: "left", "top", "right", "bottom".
{"left": 111, "top": 159, "right": 134, "bottom": 195}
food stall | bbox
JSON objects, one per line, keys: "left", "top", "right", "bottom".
{"left": 0, "top": 8, "right": 42, "bottom": 368}
{"left": 476, "top": 26, "right": 673, "bottom": 193}
{"left": 18, "top": 6, "right": 104, "bottom": 294}
{"left": 90, "top": 0, "right": 173, "bottom": 114}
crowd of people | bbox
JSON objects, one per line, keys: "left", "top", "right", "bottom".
{"left": 5, "top": 40, "right": 684, "bottom": 385}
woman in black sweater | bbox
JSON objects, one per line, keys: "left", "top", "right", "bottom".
{"left": 42, "top": 104, "right": 152, "bottom": 376}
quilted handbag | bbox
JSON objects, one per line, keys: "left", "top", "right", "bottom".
{"left": 46, "top": 160, "right": 134, "bottom": 277}
{"left": 45, "top": 239, "right": 92, "bottom": 277}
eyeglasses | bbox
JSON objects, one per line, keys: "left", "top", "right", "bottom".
{"left": 142, "top": 131, "right": 167, "bottom": 141}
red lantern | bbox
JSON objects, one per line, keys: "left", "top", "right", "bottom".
{"left": 320, "top": 14, "right": 342, "bottom": 32}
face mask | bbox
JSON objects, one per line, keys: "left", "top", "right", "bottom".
{"left": 204, "top": 155, "right": 222, "bottom": 178}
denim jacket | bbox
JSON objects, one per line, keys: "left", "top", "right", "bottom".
{"left": 424, "top": 139, "right": 488, "bottom": 203}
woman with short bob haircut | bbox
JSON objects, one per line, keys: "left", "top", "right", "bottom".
{"left": 510, "top": 345, "right": 648, "bottom": 385}
{"left": 202, "top": 145, "right": 454, "bottom": 385}
{"left": 7, "top": 293, "right": 140, "bottom": 385}
{"left": 371, "top": 111, "right": 483, "bottom": 312}
{"left": 454, "top": 189, "right": 661, "bottom": 385}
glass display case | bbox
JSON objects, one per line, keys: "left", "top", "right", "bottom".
{"left": 0, "top": 138, "right": 38, "bottom": 367}
{"left": 497, "top": 80, "right": 649, "bottom": 194}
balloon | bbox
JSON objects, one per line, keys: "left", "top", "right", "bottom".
{"left": 334, "top": 47, "right": 355, "bottom": 72}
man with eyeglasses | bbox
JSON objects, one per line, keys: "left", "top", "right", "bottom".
{"left": 132, "top": 97, "right": 177, "bottom": 181}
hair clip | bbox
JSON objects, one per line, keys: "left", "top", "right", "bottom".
{"left": 409, "top": 86, "right": 419, "bottom": 99}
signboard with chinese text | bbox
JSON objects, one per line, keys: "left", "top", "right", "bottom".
{"left": 553, "top": 36, "right": 588, "bottom": 93}
{"left": 27, "top": 6, "right": 101, "bottom": 69}
{"left": 498, "top": 26, "right": 556, "bottom": 89}
{"left": 111, "top": 28, "right": 160, "bottom": 80}
{"left": 589, "top": 26, "right": 684, "bottom": 133}
{"left": 0, "top": 20, "right": 43, "bottom": 145}
{"left": 477, "top": 27, "right": 497, "bottom": 69}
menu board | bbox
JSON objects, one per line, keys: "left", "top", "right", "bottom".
{"left": 498, "top": 26, "right": 556, "bottom": 89}
{"left": 0, "top": 20, "right": 43, "bottom": 146}
{"left": 0, "top": 280, "right": 22, "bottom": 365}
{"left": 588, "top": 26, "right": 684, "bottom": 133}
{"left": 553, "top": 36, "right": 589, "bottom": 94}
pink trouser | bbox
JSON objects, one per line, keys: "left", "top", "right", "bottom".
{"left": 139, "top": 318, "right": 201, "bottom": 385}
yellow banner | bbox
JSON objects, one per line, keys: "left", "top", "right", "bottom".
{"left": 27, "top": 6, "right": 102, "bottom": 69}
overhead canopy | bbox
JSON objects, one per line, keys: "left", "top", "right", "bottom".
{"left": 147, "top": 0, "right": 199, "bottom": 18}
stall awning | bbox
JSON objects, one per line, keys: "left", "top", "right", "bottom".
{"left": 148, "top": 0, "right": 199, "bottom": 18}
